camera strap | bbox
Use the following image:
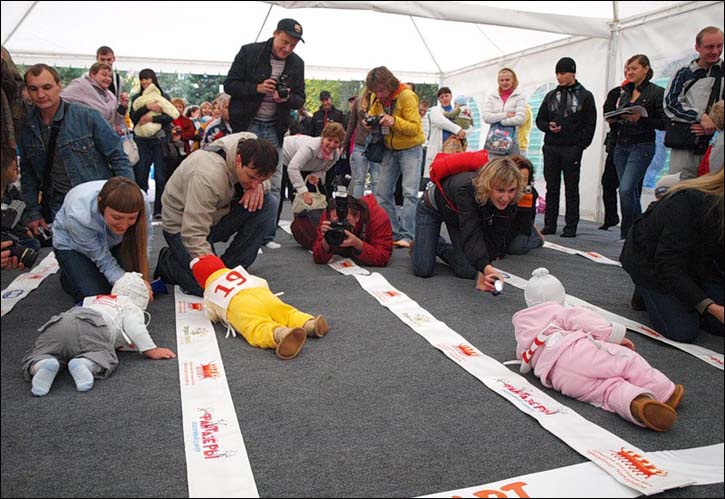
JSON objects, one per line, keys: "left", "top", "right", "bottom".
{"left": 41, "top": 101, "right": 70, "bottom": 221}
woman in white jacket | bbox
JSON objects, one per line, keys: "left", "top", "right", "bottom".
{"left": 423, "top": 87, "right": 468, "bottom": 179}
{"left": 482, "top": 68, "right": 527, "bottom": 157}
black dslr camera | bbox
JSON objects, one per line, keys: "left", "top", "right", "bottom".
{"left": 1, "top": 200, "right": 39, "bottom": 268}
{"left": 363, "top": 115, "right": 382, "bottom": 128}
{"left": 324, "top": 175, "right": 354, "bottom": 249}
{"left": 1, "top": 232, "right": 38, "bottom": 268}
{"left": 275, "top": 75, "right": 290, "bottom": 99}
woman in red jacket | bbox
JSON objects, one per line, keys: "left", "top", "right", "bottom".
{"left": 312, "top": 193, "right": 393, "bottom": 267}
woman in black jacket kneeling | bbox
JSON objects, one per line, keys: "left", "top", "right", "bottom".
{"left": 620, "top": 169, "right": 724, "bottom": 342}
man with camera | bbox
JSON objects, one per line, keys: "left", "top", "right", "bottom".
{"left": 364, "top": 66, "right": 425, "bottom": 249}
{"left": 312, "top": 176, "right": 393, "bottom": 267}
{"left": 224, "top": 18, "right": 306, "bottom": 249}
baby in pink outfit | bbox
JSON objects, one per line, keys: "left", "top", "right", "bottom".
{"left": 512, "top": 268, "right": 684, "bottom": 432}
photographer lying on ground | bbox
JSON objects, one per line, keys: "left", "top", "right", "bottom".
{"left": 293, "top": 176, "right": 392, "bottom": 267}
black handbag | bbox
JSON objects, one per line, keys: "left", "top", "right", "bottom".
{"left": 664, "top": 120, "right": 709, "bottom": 153}
{"left": 364, "top": 134, "right": 385, "bottom": 163}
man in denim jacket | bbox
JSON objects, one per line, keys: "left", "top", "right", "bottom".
{"left": 18, "top": 64, "right": 132, "bottom": 235}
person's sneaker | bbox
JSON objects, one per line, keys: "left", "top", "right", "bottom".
{"left": 265, "top": 241, "right": 282, "bottom": 249}
{"left": 665, "top": 384, "right": 685, "bottom": 410}
{"left": 630, "top": 290, "right": 646, "bottom": 311}
{"left": 303, "top": 315, "right": 329, "bottom": 338}
{"left": 560, "top": 229, "right": 576, "bottom": 238}
{"left": 541, "top": 227, "right": 556, "bottom": 235}
{"left": 393, "top": 240, "right": 411, "bottom": 248}
{"left": 630, "top": 394, "right": 676, "bottom": 432}
{"left": 273, "top": 327, "right": 306, "bottom": 360}
{"left": 153, "top": 213, "right": 162, "bottom": 221}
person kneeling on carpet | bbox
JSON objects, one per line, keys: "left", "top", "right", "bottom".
{"left": 191, "top": 254, "right": 328, "bottom": 360}
{"left": 511, "top": 268, "right": 684, "bottom": 432}
{"left": 22, "top": 272, "right": 176, "bottom": 397}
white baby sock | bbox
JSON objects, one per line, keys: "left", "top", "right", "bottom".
{"left": 30, "top": 358, "right": 60, "bottom": 397}
{"left": 68, "top": 357, "right": 98, "bottom": 392}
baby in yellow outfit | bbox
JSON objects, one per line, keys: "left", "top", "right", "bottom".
{"left": 191, "top": 255, "right": 328, "bottom": 359}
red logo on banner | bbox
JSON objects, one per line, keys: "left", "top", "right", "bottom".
{"left": 196, "top": 362, "right": 220, "bottom": 380}
{"left": 638, "top": 326, "right": 662, "bottom": 338}
{"left": 456, "top": 344, "right": 479, "bottom": 357}
{"left": 613, "top": 448, "right": 668, "bottom": 478}
{"left": 453, "top": 481, "right": 530, "bottom": 498}
{"left": 197, "top": 407, "right": 232, "bottom": 460}
{"left": 499, "top": 380, "right": 558, "bottom": 415}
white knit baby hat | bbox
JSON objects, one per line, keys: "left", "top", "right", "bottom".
{"left": 112, "top": 272, "right": 150, "bottom": 310}
{"left": 524, "top": 267, "right": 566, "bottom": 307}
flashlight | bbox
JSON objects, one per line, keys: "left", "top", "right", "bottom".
{"left": 492, "top": 276, "right": 503, "bottom": 296}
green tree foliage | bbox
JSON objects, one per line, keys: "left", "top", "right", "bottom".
{"left": 20, "top": 63, "right": 439, "bottom": 112}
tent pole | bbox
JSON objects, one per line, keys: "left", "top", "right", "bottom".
{"left": 409, "top": 16, "right": 443, "bottom": 76}
{"left": 255, "top": 3, "right": 274, "bottom": 43}
{"left": 597, "top": 2, "right": 621, "bottom": 224}
{"left": 3, "top": 1, "right": 39, "bottom": 46}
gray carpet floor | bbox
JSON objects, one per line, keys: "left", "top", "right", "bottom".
{"left": 1, "top": 210, "right": 723, "bottom": 498}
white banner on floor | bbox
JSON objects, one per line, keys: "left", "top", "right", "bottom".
{"left": 1, "top": 252, "right": 59, "bottom": 317}
{"left": 421, "top": 443, "right": 724, "bottom": 498}
{"left": 543, "top": 241, "right": 622, "bottom": 267}
{"left": 495, "top": 268, "right": 724, "bottom": 371}
{"left": 326, "top": 258, "right": 692, "bottom": 495}
{"left": 174, "top": 287, "right": 259, "bottom": 498}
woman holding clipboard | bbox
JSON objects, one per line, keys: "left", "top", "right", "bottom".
{"left": 608, "top": 55, "right": 667, "bottom": 240}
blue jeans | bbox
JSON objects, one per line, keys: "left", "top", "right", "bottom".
{"left": 156, "top": 193, "right": 276, "bottom": 296}
{"left": 507, "top": 231, "right": 543, "bottom": 255}
{"left": 56, "top": 245, "right": 123, "bottom": 303}
{"left": 350, "top": 143, "right": 380, "bottom": 198}
{"left": 411, "top": 198, "right": 477, "bottom": 279}
{"left": 614, "top": 142, "right": 654, "bottom": 239}
{"left": 246, "top": 120, "right": 283, "bottom": 243}
{"left": 134, "top": 136, "right": 169, "bottom": 216}
{"left": 638, "top": 279, "right": 724, "bottom": 343}
{"left": 375, "top": 145, "right": 423, "bottom": 242}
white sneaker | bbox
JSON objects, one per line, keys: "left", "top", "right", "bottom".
{"left": 265, "top": 241, "right": 282, "bottom": 249}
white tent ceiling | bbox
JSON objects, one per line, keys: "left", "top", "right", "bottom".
{"left": 0, "top": 1, "right": 697, "bottom": 81}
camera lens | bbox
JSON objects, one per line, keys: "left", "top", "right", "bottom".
{"left": 324, "top": 226, "right": 346, "bottom": 248}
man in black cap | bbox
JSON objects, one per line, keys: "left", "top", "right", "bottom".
{"left": 311, "top": 90, "right": 346, "bottom": 138}
{"left": 224, "top": 18, "right": 306, "bottom": 248}
{"left": 535, "top": 57, "right": 596, "bottom": 237}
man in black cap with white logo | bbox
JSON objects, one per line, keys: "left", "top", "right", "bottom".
{"left": 311, "top": 90, "right": 346, "bottom": 137}
{"left": 224, "top": 19, "right": 307, "bottom": 248}
{"left": 535, "top": 57, "right": 596, "bottom": 237}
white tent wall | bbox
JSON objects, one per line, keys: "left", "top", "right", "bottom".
{"left": 443, "top": 37, "right": 610, "bottom": 222}
{"left": 2, "top": 1, "right": 722, "bottom": 222}
{"left": 443, "top": 1, "right": 723, "bottom": 223}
